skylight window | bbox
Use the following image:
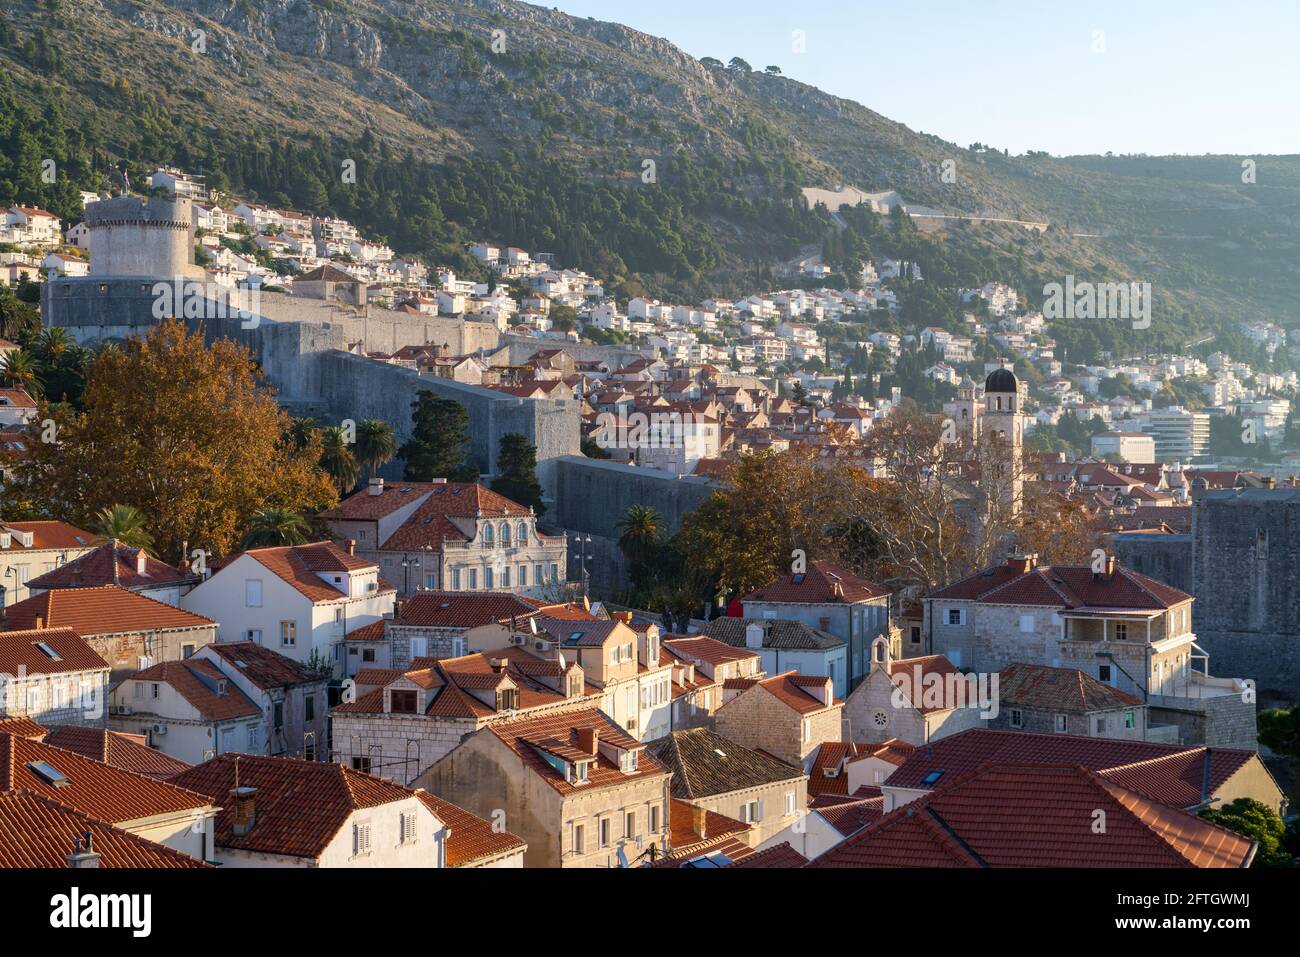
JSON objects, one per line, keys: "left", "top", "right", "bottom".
{"left": 921, "top": 770, "right": 943, "bottom": 786}
{"left": 33, "top": 641, "right": 61, "bottom": 661}
{"left": 28, "top": 761, "right": 69, "bottom": 787}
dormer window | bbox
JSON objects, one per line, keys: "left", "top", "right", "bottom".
{"left": 389, "top": 690, "right": 417, "bottom": 714}
{"left": 495, "top": 688, "right": 519, "bottom": 712}
{"left": 619, "top": 750, "right": 639, "bottom": 773}
{"left": 568, "top": 760, "right": 589, "bottom": 784}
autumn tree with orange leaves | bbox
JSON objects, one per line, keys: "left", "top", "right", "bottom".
{"left": 1, "top": 320, "right": 337, "bottom": 562}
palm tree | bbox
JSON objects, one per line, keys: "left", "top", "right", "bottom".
{"left": 616, "top": 504, "right": 664, "bottom": 566}
{"left": 37, "top": 326, "right": 70, "bottom": 360}
{"left": 287, "top": 417, "right": 318, "bottom": 451}
{"left": 93, "top": 504, "right": 154, "bottom": 553}
{"left": 354, "top": 418, "right": 396, "bottom": 481}
{"left": 319, "top": 425, "right": 360, "bottom": 494}
{"left": 1, "top": 348, "right": 41, "bottom": 397}
{"left": 240, "top": 508, "right": 311, "bottom": 549}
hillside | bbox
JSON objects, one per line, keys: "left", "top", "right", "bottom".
{"left": 1, "top": 0, "right": 1298, "bottom": 355}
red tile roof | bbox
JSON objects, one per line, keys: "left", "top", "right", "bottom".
{"left": 0, "top": 732, "right": 211, "bottom": 823}
{"left": 414, "top": 790, "right": 527, "bottom": 867}
{"left": 666, "top": 797, "right": 751, "bottom": 852}
{"left": 130, "top": 659, "right": 261, "bottom": 722}
{"left": 0, "top": 791, "right": 210, "bottom": 868}
{"left": 928, "top": 560, "right": 1190, "bottom": 609}
{"left": 488, "top": 708, "right": 667, "bottom": 795}
{"left": 743, "top": 559, "right": 889, "bottom": 604}
{"left": 1, "top": 584, "right": 216, "bottom": 635}
{"left": 807, "top": 740, "right": 915, "bottom": 798}
{"left": 661, "top": 635, "right": 760, "bottom": 669}
{"left": 238, "top": 542, "right": 384, "bottom": 604}
{"left": 726, "top": 841, "right": 809, "bottom": 868}
{"left": 721, "top": 670, "right": 837, "bottom": 717}
{"left": 886, "top": 654, "right": 965, "bottom": 714}
{"left": 26, "top": 540, "right": 195, "bottom": 592}
{"left": 999, "top": 662, "right": 1142, "bottom": 712}
{"left": 170, "top": 754, "right": 417, "bottom": 859}
{"left": 0, "top": 627, "right": 109, "bottom": 676}
{"left": 199, "top": 641, "right": 322, "bottom": 689}
{"left": 813, "top": 794, "right": 885, "bottom": 837}
{"left": 811, "top": 763, "right": 1255, "bottom": 868}
{"left": 394, "top": 591, "right": 545, "bottom": 629}
{"left": 884, "top": 729, "right": 1260, "bottom": 810}
{"left": 322, "top": 483, "right": 532, "bottom": 550}
{"left": 0, "top": 716, "right": 47, "bottom": 739}
{"left": 0, "top": 520, "right": 95, "bottom": 551}
{"left": 41, "top": 726, "right": 191, "bottom": 779}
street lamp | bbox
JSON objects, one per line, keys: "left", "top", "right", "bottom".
{"left": 400, "top": 554, "right": 421, "bottom": 596}
{"left": 571, "top": 533, "right": 593, "bottom": 599}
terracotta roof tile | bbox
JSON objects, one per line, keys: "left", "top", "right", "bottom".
{"left": 720, "top": 670, "right": 837, "bottom": 716}
{"left": 0, "top": 791, "right": 210, "bottom": 868}
{"left": 726, "top": 841, "right": 808, "bottom": 868}
{"left": 0, "top": 716, "right": 47, "bottom": 739}
{"left": 0, "top": 627, "right": 108, "bottom": 676}
{"left": 928, "top": 561, "right": 1191, "bottom": 610}
{"left": 170, "top": 754, "right": 416, "bottom": 859}
{"left": 27, "top": 541, "right": 195, "bottom": 592}
{"left": 2, "top": 585, "right": 216, "bottom": 635}
{"left": 41, "top": 726, "right": 191, "bottom": 779}
{"left": 0, "top": 521, "right": 95, "bottom": 552}
{"left": 999, "top": 662, "right": 1142, "bottom": 712}
{"left": 130, "top": 659, "right": 261, "bottom": 722}
{"left": 0, "top": 732, "right": 211, "bottom": 823}
{"left": 661, "top": 635, "right": 760, "bottom": 669}
{"left": 415, "top": 790, "right": 527, "bottom": 866}
{"left": 237, "top": 543, "right": 384, "bottom": 604}
{"left": 200, "top": 641, "right": 322, "bottom": 689}
{"left": 812, "top": 763, "right": 1254, "bottom": 868}
{"left": 488, "top": 708, "right": 667, "bottom": 795}
{"left": 394, "top": 591, "right": 545, "bottom": 629}
{"left": 743, "top": 559, "right": 889, "bottom": 604}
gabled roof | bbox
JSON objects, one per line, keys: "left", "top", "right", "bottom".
{"left": 170, "top": 754, "right": 416, "bottom": 860}
{"left": 884, "top": 729, "right": 1263, "bottom": 810}
{"left": 743, "top": 560, "right": 889, "bottom": 604}
{"left": 648, "top": 729, "right": 804, "bottom": 800}
{"left": 811, "top": 763, "right": 1255, "bottom": 868}
{"left": 0, "top": 521, "right": 95, "bottom": 551}
{"left": 130, "top": 659, "right": 261, "bottom": 722}
{"left": 927, "top": 560, "right": 1191, "bottom": 610}
{"left": 0, "top": 732, "right": 211, "bottom": 824}
{"left": 321, "top": 483, "right": 532, "bottom": 551}
{"left": 41, "top": 727, "right": 191, "bottom": 780}
{"left": 414, "top": 790, "right": 527, "bottom": 867}
{"left": 661, "top": 634, "right": 760, "bottom": 668}
{"left": 27, "top": 540, "right": 196, "bottom": 592}
{"left": 0, "top": 627, "right": 109, "bottom": 676}
{"left": 885, "top": 654, "right": 964, "bottom": 714}
{"left": 1, "top": 585, "right": 216, "bottom": 635}
{"left": 0, "top": 791, "right": 210, "bottom": 868}
{"left": 200, "top": 641, "right": 322, "bottom": 690}
{"left": 237, "top": 542, "right": 383, "bottom": 604}
{"left": 726, "top": 841, "right": 809, "bottom": 868}
{"left": 487, "top": 708, "right": 667, "bottom": 795}
{"left": 0, "top": 716, "right": 47, "bottom": 739}
{"left": 807, "top": 740, "right": 914, "bottom": 798}
{"left": 813, "top": 794, "right": 885, "bottom": 837}
{"left": 704, "top": 617, "right": 845, "bottom": 651}
{"left": 999, "top": 662, "right": 1142, "bottom": 713}
{"left": 389, "top": 591, "right": 548, "bottom": 631}
{"left": 720, "top": 670, "right": 838, "bottom": 716}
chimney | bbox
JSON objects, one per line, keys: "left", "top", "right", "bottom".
{"left": 490, "top": 657, "right": 508, "bottom": 673}
{"left": 229, "top": 786, "right": 257, "bottom": 836}
{"left": 576, "top": 727, "right": 598, "bottom": 755}
{"left": 745, "top": 622, "right": 765, "bottom": 650}
{"left": 34, "top": 614, "right": 44, "bottom": 630}
{"left": 691, "top": 803, "right": 708, "bottom": 840}
{"left": 136, "top": 549, "right": 147, "bottom": 575}
{"left": 1106, "top": 554, "right": 1116, "bottom": 578}
{"left": 66, "top": 832, "right": 101, "bottom": 869}
{"left": 614, "top": 611, "right": 632, "bottom": 624}
{"left": 819, "top": 677, "right": 833, "bottom": 707}
{"left": 368, "top": 477, "right": 384, "bottom": 496}
{"left": 346, "top": 539, "right": 356, "bottom": 557}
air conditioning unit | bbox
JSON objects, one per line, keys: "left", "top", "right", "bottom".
{"left": 151, "top": 724, "right": 168, "bottom": 735}
{"left": 511, "top": 635, "right": 527, "bottom": 646}
{"left": 114, "top": 704, "right": 133, "bottom": 716}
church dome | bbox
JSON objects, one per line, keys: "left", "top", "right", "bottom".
{"left": 985, "top": 367, "right": 1019, "bottom": 394}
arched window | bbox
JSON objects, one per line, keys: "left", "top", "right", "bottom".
{"left": 517, "top": 522, "right": 528, "bottom": 544}
{"left": 500, "top": 522, "right": 511, "bottom": 545}
{"left": 483, "top": 524, "right": 494, "bottom": 545}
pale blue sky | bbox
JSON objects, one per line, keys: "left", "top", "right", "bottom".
{"left": 552, "top": 0, "right": 1300, "bottom": 156}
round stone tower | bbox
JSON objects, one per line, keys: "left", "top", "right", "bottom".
{"left": 85, "top": 195, "right": 202, "bottom": 279}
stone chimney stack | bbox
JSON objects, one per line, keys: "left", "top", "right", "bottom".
{"left": 230, "top": 786, "right": 257, "bottom": 836}
{"left": 745, "top": 622, "right": 765, "bottom": 650}
{"left": 66, "top": 832, "right": 101, "bottom": 869}
{"left": 576, "top": 727, "right": 598, "bottom": 755}
{"left": 368, "top": 477, "right": 384, "bottom": 496}
{"left": 691, "top": 804, "right": 708, "bottom": 840}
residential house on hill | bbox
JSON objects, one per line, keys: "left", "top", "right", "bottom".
{"left": 992, "top": 662, "right": 1148, "bottom": 741}
{"left": 741, "top": 560, "right": 890, "bottom": 690}
{"left": 715, "top": 671, "right": 843, "bottom": 768}
{"left": 181, "top": 541, "right": 394, "bottom": 679}
{"left": 0, "top": 627, "right": 110, "bottom": 728}
{"left": 332, "top": 648, "right": 601, "bottom": 786}
{"left": 170, "top": 754, "right": 447, "bottom": 868}
{"left": 647, "top": 728, "right": 806, "bottom": 847}
{"left": 3, "top": 584, "right": 217, "bottom": 686}
{"left": 27, "top": 539, "right": 198, "bottom": 606}
{"left": 319, "top": 479, "right": 566, "bottom": 597}
{"left": 660, "top": 634, "right": 763, "bottom": 731}
{"left": 0, "top": 520, "right": 96, "bottom": 607}
{"left": 417, "top": 707, "right": 671, "bottom": 868}
{"left": 704, "top": 618, "right": 848, "bottom": 699}
{"left": 923, "top": 554, "right": 1254, "bottom": 748}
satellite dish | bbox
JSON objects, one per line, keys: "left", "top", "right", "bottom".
{"left": 528, "top": 617, "right": 538, "bottom": 634}
{"left": 557, "top": 651, "right": 566, "bottom": 670}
